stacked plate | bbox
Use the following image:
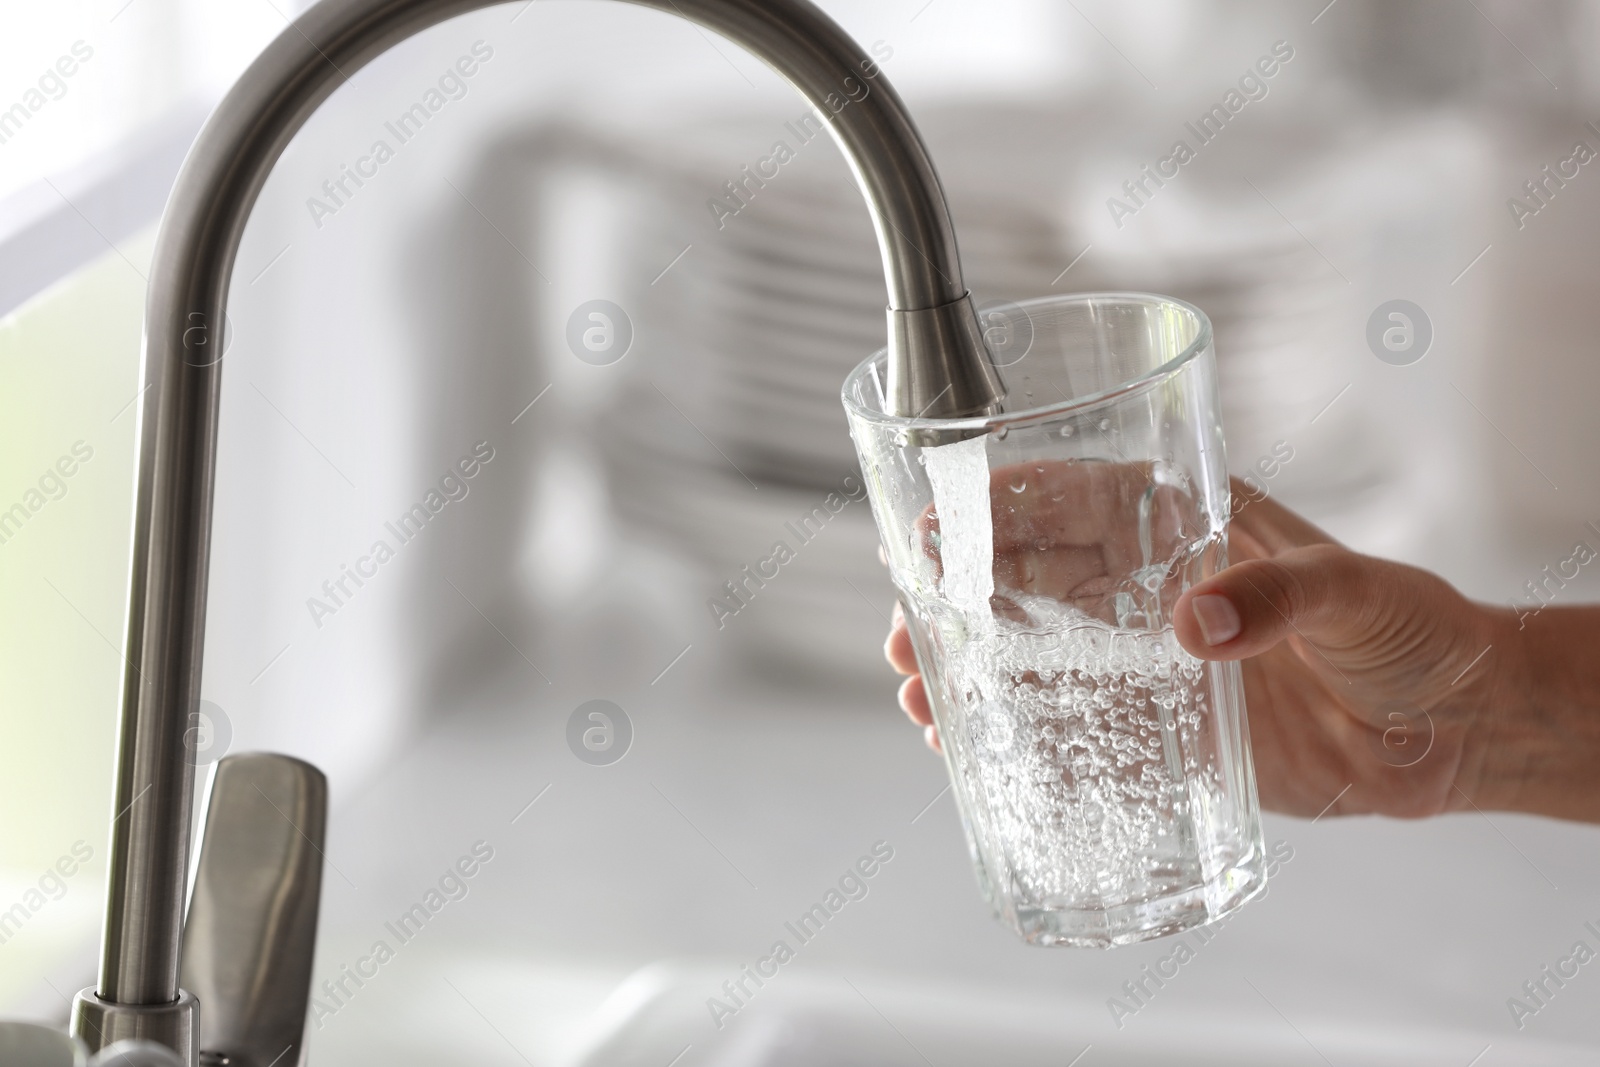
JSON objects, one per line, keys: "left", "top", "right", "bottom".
{"left": 590, "top": 110, "right": 1076, "bottom": 681}
{"left": 544, "top": 102, "right": 1480, "bottom": 678}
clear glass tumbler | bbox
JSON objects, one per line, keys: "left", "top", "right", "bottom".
{"left": 842, "top": 293, "right": 1265, "bottom": 947}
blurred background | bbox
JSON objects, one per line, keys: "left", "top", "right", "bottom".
{"left": 4, "top": 0, "right": 1600, "bottom": 1063}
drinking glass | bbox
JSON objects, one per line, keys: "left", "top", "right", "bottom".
{"left": 842, "top": 293, "right": 1265, "bottom": 947}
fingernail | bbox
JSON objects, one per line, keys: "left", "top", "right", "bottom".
{"left": 898, "top": 675, "right": 918, "bottom": 714}
{"left": 1192, "top": 594, "right": 1241, "bottom": 645}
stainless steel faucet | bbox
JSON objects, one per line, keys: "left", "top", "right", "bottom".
{"left": 72, "top": 0, "right": 1004, "bottom": 1062}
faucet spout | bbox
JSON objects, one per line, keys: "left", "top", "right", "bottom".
{"left": 77, "top": 0, "right": 1001, "bottom": 1059}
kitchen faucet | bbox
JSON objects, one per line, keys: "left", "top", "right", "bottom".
{"left": 70, "top": 0, "right": 1004, "bottom": 1062}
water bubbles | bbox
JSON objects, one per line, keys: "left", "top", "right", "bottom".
{"left": 923, "top": 604, "right": 1230, "bottom": 907}
{"left": 1059, "top": 424, "right": 1075, "bottom": 438}
{"left": 1098, "top": 418, "right": 1112, "bottom": 433}
{"left": 1008, "top": 475, "right": 1028, "bottom": 494}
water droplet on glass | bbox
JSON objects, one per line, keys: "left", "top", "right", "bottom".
{"left": 1098, "top": 418, "right": 1112, "bottom": 432}
{"left": 1008, "top": 475, "right": 1027, "bottom": 494}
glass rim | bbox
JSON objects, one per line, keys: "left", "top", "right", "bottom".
{"left": 841, "top": 291, "right": 1214, "bottom": 433}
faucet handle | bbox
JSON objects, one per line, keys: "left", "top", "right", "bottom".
{"left": 181, "top": 754, "right": 326, "bottom": 1067}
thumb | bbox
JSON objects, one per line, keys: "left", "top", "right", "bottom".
{"left": 1173, "top": 544, "right": 1418, "bottom": 663}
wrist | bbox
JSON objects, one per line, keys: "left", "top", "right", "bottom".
{"left": 1466, "top": 603, "right": 1600, "bottom": 821}
{"left": 1453, "top": 603, "right": 1535, "bottom": 814}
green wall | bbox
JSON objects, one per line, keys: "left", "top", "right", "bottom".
{"left": 0, "top": 230, "right": 151, "bottom": 1007}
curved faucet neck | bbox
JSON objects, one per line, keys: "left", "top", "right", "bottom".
{"left": 80, "top": 0, "right": 1000, "bottom": 1057}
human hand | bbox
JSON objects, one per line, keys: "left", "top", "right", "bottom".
{"left": 885, "top": 467, "right": 1511, "bottom": 821}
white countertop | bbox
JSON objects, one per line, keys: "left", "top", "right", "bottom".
{"left": 298, "top": 594, "right": 1600, "bottom": 1066}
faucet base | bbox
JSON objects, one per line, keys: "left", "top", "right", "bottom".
{"left": 71, "top": 988, "right": 198, "bottom": 1065}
